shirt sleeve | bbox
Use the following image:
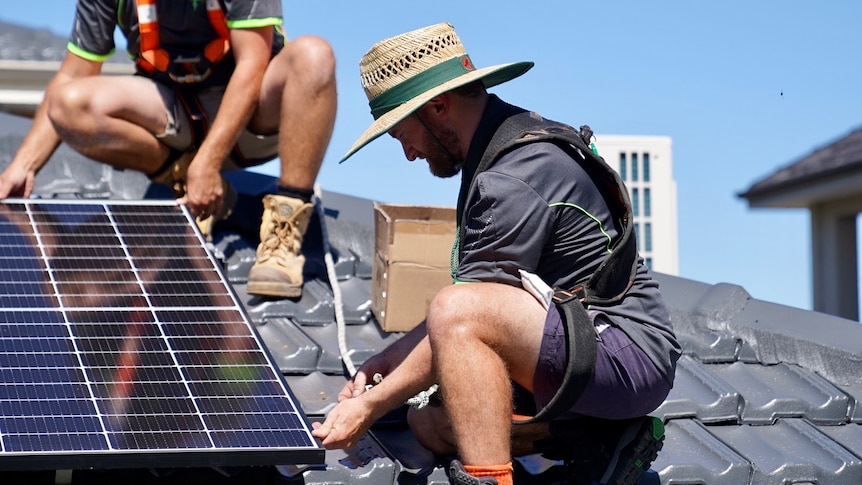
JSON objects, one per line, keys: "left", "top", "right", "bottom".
{"left": 223, "top": 0, "right": 283, "bottom": 28}
{"left": 66, "top": 0, "right": 117, "bottom": 62}
{"left": 456, "top": 170, "right": 555, "bottom": 287}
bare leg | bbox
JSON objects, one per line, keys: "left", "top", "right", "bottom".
{"left": 424, "top": 283, "right": 546, "bottom": 465}
{"left": 252, "top": 35, "right": 336, "bottom": 190}
{"left": 47, "top": 75, "right": 170, "bottom": 174}
{"left": 408, "top": 405, "right": 552, "bottom": 457}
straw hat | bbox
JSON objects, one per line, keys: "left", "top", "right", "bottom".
{"left": 340, "top": 22, "right": 534, "bottom": 162}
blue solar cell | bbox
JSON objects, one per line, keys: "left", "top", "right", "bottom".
{"left": 0, "top": 201, "right": 322, "bottom": 470}
{"left": 6, "top": 433, "right": 110, "bottom": 453}
{"left": 0, "top": 416, "right": 103, "bottom": 435}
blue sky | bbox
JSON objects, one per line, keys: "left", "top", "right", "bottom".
{"left": 3, "top": 1, "right": 862, "bottom": 313}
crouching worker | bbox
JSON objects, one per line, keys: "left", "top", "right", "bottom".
{"left": 0, "top": 0, "right": 337, "bottom": 299}
{"left": 313, "top": 23, "right": 681, "bottom": 485}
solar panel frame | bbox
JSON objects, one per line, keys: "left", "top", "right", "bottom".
{"left": 0, "top": 199, "right": 324, "bottom": 470}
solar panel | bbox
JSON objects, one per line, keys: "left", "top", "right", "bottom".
{"left": 0, "top": 200, "right": 323, "bottom": 470}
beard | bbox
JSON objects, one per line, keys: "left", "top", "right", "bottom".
{"left": 422, "top": 125, "right": 463, "bottom": 179}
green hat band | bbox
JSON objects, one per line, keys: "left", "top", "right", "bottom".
{"left": 368, "top": 55, "right": 475, "bottom": 120}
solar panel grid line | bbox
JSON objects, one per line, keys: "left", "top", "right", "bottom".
{"left": 22, "top": 202, "right": 115, "bottom": 452}
{"left": 0, "top": 200, "right": 322, "bottom": 470}
{"left": 98, "top": 205, "right": 218, "bottom": 452}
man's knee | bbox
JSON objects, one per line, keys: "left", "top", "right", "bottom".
{"left": 283, "top": 35, "right": 335, "bottom": 84}
{"left": 46, "top": 82, "right": 92, "bottom": 133}
{"left": 426, "top": 284, "right": 479, "bottom": 342}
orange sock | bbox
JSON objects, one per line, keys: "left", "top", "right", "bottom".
{"left": 463, "top": 462, "right": 513, "bottom": 485}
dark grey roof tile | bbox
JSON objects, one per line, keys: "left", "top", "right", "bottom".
{"left": 331, "top": 275, "right": 375, "bottom": 325}
{"left": 653, "top": 274, "right": 751, "bottom": 334}
{"left": 676, "top": 329, "right": 740, "bottom": 363}
{"left": 280, "top": 433, "right": 401, "bottom": 484}
{"left": 712, "top": 362, "right": 849, "bottom": 425}
{"left": 708, "top": 419, "right": 862, "bottom": 484}
{"left": 242, "top": 280, "right": 335, "bottom": 326}
{"left": 256, "top": 317, "right": 321, "bottom": 375}
{"left": 211, "top": 232, "right": 259, "bottom": 283}
{"left": 283, "top": 372, "right": 343, "bottom": 416}
{"left": 727, "top": 299, "right": 862, "bottom": 385}
{"left": 838, "top": 383, "right": 862, "bottom": 423}
{"left": 653, "top": 355, "right": 741, "bottom": 424}
{"left": 653, "top": 419, "right": 752, "bottom": 484}
{"left": 819, "top": 423, "right": 862, "bottom": 460}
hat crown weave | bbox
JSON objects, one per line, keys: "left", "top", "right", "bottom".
{"left": 360, "top": 22, "right": 466, "bottom": 101}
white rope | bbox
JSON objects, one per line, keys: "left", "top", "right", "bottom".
{"left": 314, "top": 184, "right": 356, "bottom": 376}
{"left": 315, "top": 185, "right": 438, "bottom": 409}
{"left": 369, "top": 373, "right": 439, "bottom": 410}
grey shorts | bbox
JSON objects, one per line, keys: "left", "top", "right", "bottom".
{"left": 533, "top": 305, "right": 671, "bottom": 420}
{"left": 154, "top": 83, "right": 279, "bottom": 172}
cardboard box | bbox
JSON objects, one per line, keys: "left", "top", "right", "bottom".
{"left": 372, "top": 203, "right": 457, "bottom": 332}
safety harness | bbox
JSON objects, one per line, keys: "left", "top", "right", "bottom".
{"left": 455, "top": 111, "right": 638, "bottom": 424}
{"left": 134, "top": 0, "right": 255, "bottom": 166}
{"left": 135, "top": 0, "right": 231, "bottom": 84}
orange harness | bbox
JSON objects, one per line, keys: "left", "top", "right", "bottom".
{"left": 135, "top": 0, "right": 230, "bottom": 83}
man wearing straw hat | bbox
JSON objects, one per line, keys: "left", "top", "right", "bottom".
{"left": 314, "top": 23, "right": 680, "bottom": 485}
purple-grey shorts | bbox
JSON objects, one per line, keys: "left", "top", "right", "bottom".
{"left": 532, "top": 305, "right": 670, "bottom": 420}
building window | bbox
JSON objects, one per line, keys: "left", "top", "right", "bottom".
{"left": 632, "top": 188, "right": 640, "bottom": 217}
{"left": 634, "top": 223, "right": 641, "bottom": 252}
{"left": 644, "top": 188, "right": 651, "bottom": 217}
{"left": 645, "top": 222, "right": 652, "bottom": 252}
{"left": 631, "top": 153, "right": 639, "bottom": 182}
{"left": 645, "top": 257, "right": 653, "bottom": 270}
{"left": 619, "top": 153, "right": 627, "bottom": 181}
{"left": 643, "top": 153, "right": 651, "bottom": 182}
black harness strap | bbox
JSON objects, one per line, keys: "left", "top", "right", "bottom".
{"left": 175, "top": 87, "right": 252, "bottom": 167}
{"left": 461, "top": 112, "right": 638, "bottom": 424}
{"left": 176, "top": 87, "right": 208, "bottom": 150}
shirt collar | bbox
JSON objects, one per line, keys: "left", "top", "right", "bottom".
{"left": 464, "top": 95, "right": 527, "bottom": 165}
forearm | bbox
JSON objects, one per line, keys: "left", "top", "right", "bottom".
{"left": 195, "top": 28, "right": 270, "bottom": 170}
{"left": 313, "top": 322, "right": 437, "bottom": 448}
{"left": 361, "top": 331, "right": 436, "bottom": 419}
{"left": 10, "top": 100, "right": 63, "bottom": 175}
{"left": 194, "top": 65, "right": 262, "bottom": 169}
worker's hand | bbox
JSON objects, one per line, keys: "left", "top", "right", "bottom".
{"left": 338, "top": 354, "right": 394, "bottom": 401}
{"left": 337, "top": 369, "right": 371, "bottom": 402}
{"left": 311, "top": 395, "right": 375, "bottom": 450}
{"left": 179, "top": 157, "right": 224, "bottom": 219}
{"left": 0, "top": 164, "right": 35, "bottom": 199}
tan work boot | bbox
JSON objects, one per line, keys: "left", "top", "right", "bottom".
{"left": 150, "top": 151, "right": 195, "bottom": 199}
{"left": 149, "top": 150, "right": 237, "bottom": 240}
{"left": 247, "top": 194, "right": 314, "bottom": 298}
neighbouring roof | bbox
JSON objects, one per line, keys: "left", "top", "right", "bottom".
{"left": 0, "top": 19, "right": 130, "bottom": 64}
{"left": 739, "top": 126, "right": 862, "bottom": 207}
{"left": 2, "top": 110, "right": 862, "bottom": 484}
{"left": 0, "top": 20, "right": 67, "bottom": 62}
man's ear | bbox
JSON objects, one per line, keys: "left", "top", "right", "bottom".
{"left": 425, "top": 93, "right": 450, "bottom": 119}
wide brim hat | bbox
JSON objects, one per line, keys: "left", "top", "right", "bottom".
{"left": 340, "top": 22, "right": 533, "bottom": 162}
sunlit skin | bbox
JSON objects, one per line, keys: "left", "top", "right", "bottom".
{"left": 388, "top": 106, "right": 463, "bottom": 179}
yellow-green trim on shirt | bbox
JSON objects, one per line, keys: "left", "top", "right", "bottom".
{"left": 226, "top": 17, "right": 282, "bottom": 29}
{"left": 66, "top": 42, "right": 114, "bottom": 62}
{"left": 549, "top": 202, "right": 614, "bottom": 253}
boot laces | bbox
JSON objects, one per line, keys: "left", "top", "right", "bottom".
{"left": 259, "top": 204, "right": 301, "bottom": 259}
